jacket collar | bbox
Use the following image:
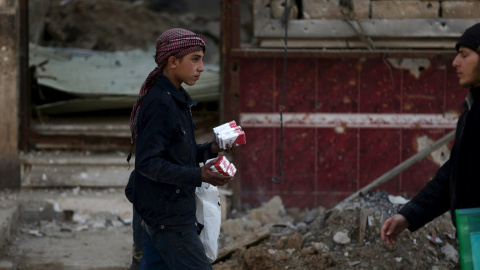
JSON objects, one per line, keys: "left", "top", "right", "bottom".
{"left": 466, "top": 86, "right": 480, "bottom": 110}
{"left": 157, "top": 74, "right": 198, "bottom": 107}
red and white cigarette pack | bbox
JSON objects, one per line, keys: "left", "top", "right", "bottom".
{"left": 213, "top": 121, "right": 246, "bottom": 149}
{"left": 205, "top": 156, "right": 236, "bottom": 177}
{"left": 213, "top": 121, "right": 237, "bottom": 135}
{"left": 214, "top": 157, "right": 230, "bottom": 176}
{"left": 218, "top": 130, "right": 246, "bottom": 149}
{"left": 225, "top": 163, "right": 236, "bottom": 177}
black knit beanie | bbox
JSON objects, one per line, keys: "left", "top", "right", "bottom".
{"left": 456, "top": 23, "right": 480, "bottom": 53}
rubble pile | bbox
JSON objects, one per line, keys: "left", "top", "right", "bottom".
{"left": 34, "top": 0, "right": 223, "bottom": 64}
{"left": 214, "top": 191, "right": 458, "bottom": 270}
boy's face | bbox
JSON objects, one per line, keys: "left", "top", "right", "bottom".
{"left": 452, "top": 46, "right": 480, "bottom": 88}
{"left": 172, "top": 50, "right": 205, "bottom": 87}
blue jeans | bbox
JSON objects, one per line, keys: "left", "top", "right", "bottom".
{"left": 141, "top": 223, "right": 213, "bottom": 270}
{"left": 139, "top": 224, "right": 166, "bottom": 269}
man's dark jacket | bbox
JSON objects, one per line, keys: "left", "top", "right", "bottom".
{"left": 133, "top": 74, "right": 216, "bottom": 232}
{"left": 399, "top": 86, "right": 480, "bottom": 231}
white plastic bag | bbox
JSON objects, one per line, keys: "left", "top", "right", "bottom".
{"left": 195, "top": 182, "right": 221, "bottom": 262}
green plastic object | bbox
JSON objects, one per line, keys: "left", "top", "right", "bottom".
{"left": 471, "top": 232, "right": 480, "bottom": 270}
{"left": 456, "top": 208, "right": 480, "bottom": 270}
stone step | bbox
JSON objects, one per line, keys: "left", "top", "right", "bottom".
{"left": 20, "top": 154, "right": 133, "bottom": 188}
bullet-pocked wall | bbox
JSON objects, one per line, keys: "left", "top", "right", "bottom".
{"left": 237, "top": 54, "right": 464, "bottom": 209}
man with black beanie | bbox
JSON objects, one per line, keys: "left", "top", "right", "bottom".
{"left": 381, "top": 22, "right": 480, "bottom": 268}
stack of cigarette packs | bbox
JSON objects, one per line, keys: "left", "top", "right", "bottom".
{"left": 213, "top": 121, "right": 246, "bottom": 149}
{"left": 206, "top": 156, "right": 237, "bottom": 177}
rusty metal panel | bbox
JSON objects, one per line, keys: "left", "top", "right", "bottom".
{"left": 236, "top": 53, "right": 463, "bottom": 208}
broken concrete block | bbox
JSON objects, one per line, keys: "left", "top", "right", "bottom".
{"left": 302, "top": 0, "right": 343, "bottom": 19}
{"left": 221, "top": 218, "right": 245, "bottom": 238}
{"left": 260, "top": 195, "right": 285, "bottom": 217}
{"left": 249, "top": 208, "right": 279, "bottom": 225}
{"left": 333, "top": 230, "right": 351, "bottom": 244}
{"left": 372, "top": 1, "right": 439, "bottom": 18}
{"left": 442, "top": 1, "right": 480, "bottom": 18}
{"left": 441, "top": 243, "right": 459, "bottom": 263}
{"left": 275, "top": 235, "right": 288, "bottom": 249}
{"left": 285, "top": 231, "right": 303, "bottom": 250}
{"left": 311, "top": 242, "right": 330, "bottom": 253}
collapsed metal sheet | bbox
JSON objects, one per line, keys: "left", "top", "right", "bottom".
{"left": 29, "top": 44, "right": 220, "bottom": 113}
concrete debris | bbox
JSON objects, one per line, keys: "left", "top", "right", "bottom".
{"left": 441, "top": 243, "right": 459, "bottom": 264}
{"left": 0, "top": 189, "right": 459, "bottom": 269}
{"left": 388, "top": 194, "right": 410, "bottom": 205}
{"left": 311, "top": 242, "right": 330, "bottom": 253}
{"left": 214, "top": 191, "right": 459, "bottom": 270}
{"left": 333, "top": 231, "right": 351, "bottom": 245}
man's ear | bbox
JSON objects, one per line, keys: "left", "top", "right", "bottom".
{"left": 168, "top": 56, "right": 177, "bottom": 69}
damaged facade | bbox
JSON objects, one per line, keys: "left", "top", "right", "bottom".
{"left": 222, "top": 0, "right": 478, "bottom": 209}
{"left": 0, "top": 0, "right": 478, "bottom": 209}
{"left": 0, "top": 0, "right": 478, "bottom": 269}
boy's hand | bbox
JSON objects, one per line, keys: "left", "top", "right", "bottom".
{"left": 201, "top": 158, "right": 232, "bottom": 186}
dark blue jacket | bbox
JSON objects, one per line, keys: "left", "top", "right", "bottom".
{"left": 133, "top": 74, "right": 216, "bottom": 232}
{"left": 399, "top": 86, "right": 480, "bottom": 231}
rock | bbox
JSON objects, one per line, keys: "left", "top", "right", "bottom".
{"left": 441, "top": 243, "right": 458, "bottom": 263}
{"left": 311, "top": 242, "right": 330, "bottom": 253}
{"left": 301, "top": 247, "right": 314, "bottom": 256}
{"left": 275, "top": 236, "right": 288, "bottom": 249}
{"left": 285, "top": 232, "right": 303, "bottom": 250}
{"left": 333, "top": 231, "right": 351, "bottom": 245}
{"left": 388, "top": 195, "right": 410, "bottom": 205}
{"left": 360, "top": 261, "right": 370, "bottom": 268}
{"left": 248, "top": 208, "right": 278, "bottom": 225}
{"left": 221, "top": 218, "right": 244, "bottom": 238}
{"left": 260, "top": 195, "right": 284, "bottom": 217}
{"left": 276, "top": 250, "right": 287, "bottom": 261}
{"left": 244, "top": 218, "right": 262, "bottom": 232}
{"left": 249, "top": 196, "right": 284, "bottom": 225}
{"left": 349, "top": 261, "right": 361, "bottom": 266}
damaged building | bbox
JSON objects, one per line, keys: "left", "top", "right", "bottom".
{"left": 0, "top": 0, "right": 478, "bottom": 268}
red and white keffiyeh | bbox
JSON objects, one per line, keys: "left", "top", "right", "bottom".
{"left": 129, "top": 28, "right": 206, "bottom": 146}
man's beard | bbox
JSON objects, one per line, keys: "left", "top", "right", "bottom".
{"left": 462, "top": 58, "right": 480, "bottom": 88}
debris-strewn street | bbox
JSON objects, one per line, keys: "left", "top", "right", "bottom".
{"left": 214, "top": 191, "right": 458, "bottom": 270}
{"left": 0, "top": 189, "right": 458, "bottom": 269}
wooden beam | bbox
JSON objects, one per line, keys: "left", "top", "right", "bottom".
{"left": 214, "top": 226, "right": 270, "bottom": 263}
{"left": 221, "top": 0, "right": 242, "bottom": 211}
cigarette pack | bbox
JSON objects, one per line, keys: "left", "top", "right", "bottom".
{"left": 205, "top": 156, "right": 236, "bottom": 177}
{"left": 213, "top": 121, "right": 237, "bottom": 135}
{"left": 226, "top": 163, "right": 237, "bottom": 177}
{"left": 213, "top": 121, "right": 246, "bottom": 149}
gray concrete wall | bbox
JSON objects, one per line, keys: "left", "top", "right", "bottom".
{"left": 0, "top": 3, "right": 20, "bottom": 189}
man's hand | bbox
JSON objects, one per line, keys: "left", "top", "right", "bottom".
{"left": 211, "top": 139, "right": 236, "bottom": 154}
{"left": 381, "top": 214, "right": 410, "bottom": 246}
{"left": 201, "top": 158, "right": 232, "bottom": 186}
